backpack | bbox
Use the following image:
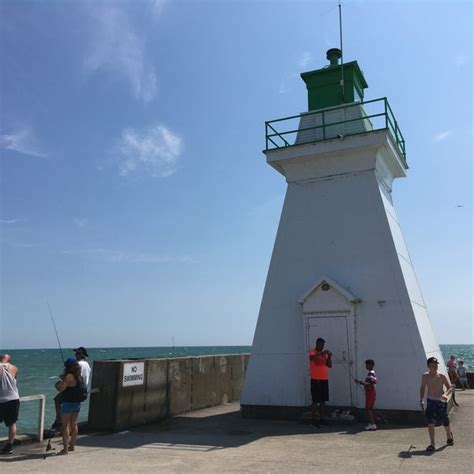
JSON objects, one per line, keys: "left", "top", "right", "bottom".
{"left": 69, "top": 376, "right": 88, "bottom": 403}
{"left": 77, "top": 382, "right": 88, "bottom": 402}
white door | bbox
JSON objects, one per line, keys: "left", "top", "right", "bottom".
{"left": 307, "top": 315, "right": 353, "bottom": 407}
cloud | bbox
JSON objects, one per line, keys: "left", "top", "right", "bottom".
{"left": 84, "top": 1, "right": 166, "bottom": 103}
{"left": 298, "top": 51, "right": 314, "bottom": 69}
{"left": 433, "top": 130, "right": 453, "bottom": 142}
{"left": 455, "top": 53, "right": 469, "bottom": 67}
{"left": 150, "top": 0, "right": 168, "bottom": 18}
{"left": 0, "top": 219, "right": 19, "bottom": 225}
{"left": 60, "top": 248, "right": 194, "bottom": 264}
{"left": 106, "top": 252, "right": 194, "bottom": 264}
{"left": 0, "top": 128, "right": 48, "bottom": 158}
{"left": 115, "top": 124, "right": 183, "bottom": 178}
{"left": 9, "top": 242, "right": 36, "bottom": 248}
{"left": 278, "top": 80, "right": 289, "bottom": 95}
{"left": 73, "top": 218, "right": 88, "bottom": 228}
{"left": 278, "top": 72, "right": 298, "bottom": 95}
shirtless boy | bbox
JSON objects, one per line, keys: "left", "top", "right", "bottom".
{"left": 419, "top": 356, "right": 453, "bottom": 452}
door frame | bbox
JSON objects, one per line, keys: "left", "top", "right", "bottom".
{"left": 303, "top": 310, "right": 357, "bottom": 407}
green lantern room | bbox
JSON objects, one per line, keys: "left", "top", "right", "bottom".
{"left": 264, "top": 49, "right": 407, "bottom": 168}
{"left": 301, "top": 48, "right": 368, "bottom": 110}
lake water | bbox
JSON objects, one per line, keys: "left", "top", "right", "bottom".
{"left": 0, "top": 344, "right": 472, "bottom": 437}
{"left": 0, "top": 346, "right": 250, "bottom": 437}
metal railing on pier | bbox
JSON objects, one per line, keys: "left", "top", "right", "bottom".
{"left": 20, "top": 394, "right": 45, "bottom": 442}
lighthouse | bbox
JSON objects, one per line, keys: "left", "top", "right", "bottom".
{"left": 241, "top": 49, "right": 447, "bottom": 419}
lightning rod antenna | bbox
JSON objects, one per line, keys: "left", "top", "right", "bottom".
{"left": 339, "top": 2, "right": 345, "bottom": 103}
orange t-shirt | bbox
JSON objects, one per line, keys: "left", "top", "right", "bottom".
{"left": 309, "top": 350, "right": 329, "bottom": 380}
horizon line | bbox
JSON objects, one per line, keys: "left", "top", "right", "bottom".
{"left": 0, "top": 343, "right": 470, "bottom": 352}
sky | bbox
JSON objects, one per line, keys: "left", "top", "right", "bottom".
{"left": 0, "top": 0, "right": 472, "bottom": 349}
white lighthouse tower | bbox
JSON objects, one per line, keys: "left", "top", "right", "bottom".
{"left": 241, "top": 49, "right": 447, "bottom": 420}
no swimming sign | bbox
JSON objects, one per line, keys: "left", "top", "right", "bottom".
{"left": 122, "top": 362, "right": 145, "bottom": 387}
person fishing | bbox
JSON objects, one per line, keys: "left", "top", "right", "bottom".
{"left": 419, "top": 356, "right": 453, "bottom": 452}
{"left": 308, "top": 337, "right": 332, "bottom": 427}
{"left": 446, "top": 355, "right": 459, "bottom": 406}
{"left": 52, "top": 347, "right": 91, "bottom": 430}
{"left": 74, "top": 347, "right": 91, "bottom": 387}
{"left": 355, "top": 359, "right": 377, "bottom": 431}
{"left": 457, "top": 361, "right": 468, "bottom": 390}
{"left": 55, "top": 358, "right": 87, "bottom": 455}
{"left": 0, "top": 354, "right": 20, "bottom": 455}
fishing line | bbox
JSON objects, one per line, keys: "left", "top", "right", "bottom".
{"left": 47, "top": 302, "right": 65, "bottom": 363}
{"left": 339, "top": 360, "right": 388, "bottom": 424}
{"left": 340, "top": 360, "right": 365, "bottom": 394}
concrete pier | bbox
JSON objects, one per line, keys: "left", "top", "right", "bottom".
{"left": 88, "top": 354, "right": 249, "bottom": 430}
{"left": 1, "top": 390, "right": 472, "bottom": 472}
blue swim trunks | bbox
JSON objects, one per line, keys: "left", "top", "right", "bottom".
{"left": 425, "top": 398, "right": 449, "bottom": 426}
{"left": 60, "top": 402, "right": 81, "bottom": 414}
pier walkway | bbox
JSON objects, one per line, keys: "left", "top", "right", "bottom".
{"left": 1, "top": 391, "right": 472, "bottom": 472}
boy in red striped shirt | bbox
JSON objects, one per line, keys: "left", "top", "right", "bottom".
{"left": 355, "top": 359, "right": 377, "bottom": 431}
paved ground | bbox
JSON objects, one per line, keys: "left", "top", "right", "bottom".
{"left": 1, "top": 391, "right": 473, "bottom": 473}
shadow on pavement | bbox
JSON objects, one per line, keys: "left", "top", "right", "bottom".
{"left": 67, "top": 409, "right": 364, "bottom": 451}
{"left": 398, "top": 445, "right": 447, "bottom": 458}
{"left": 0, "top": 451, "right": 56, "bottom": 463}
{"left": 1, "top": 402, "right": 445, "bottom": 462}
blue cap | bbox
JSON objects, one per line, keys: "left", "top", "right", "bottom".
{"left": 64, "top": 357, "right": 76, "bottom": 367}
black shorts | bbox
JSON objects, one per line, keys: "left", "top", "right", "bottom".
{"left": 311, "top": 379, "right": 329, "bottom": 403}
{"left": 0, "top": 399, "right": 20, "bottom": 427}
{"left": 425, "top": 399, "right": 449, "bottom": 427}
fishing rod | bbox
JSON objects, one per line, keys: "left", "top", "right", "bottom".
{"left": 47, "top": 302, "right": 65, "bottom": 364}
{"left": 339, "top": 360, "right": 388, "bottom": 424}
{"left": 339, "top": 359, "right": 365, "bottom": 394}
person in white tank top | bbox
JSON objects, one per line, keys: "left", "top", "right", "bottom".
{"left": 0, "top": 354, "right": 20, "bottom": 455}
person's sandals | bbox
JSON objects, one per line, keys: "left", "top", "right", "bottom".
{"left": 447, "top": 435, "right": 454, "bottom": 446}
{"left": 57, "top": 449, "right": 68, "bottom": 455}
{"left": 0, "top": 443, "right": 13, "bottom": 455}
{"left": 425, "top": 445, "right": 435, "bottom": 452}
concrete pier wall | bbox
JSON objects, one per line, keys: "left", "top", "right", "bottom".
{"left": 88, "top": 354, "right": 249, "bottom": 431}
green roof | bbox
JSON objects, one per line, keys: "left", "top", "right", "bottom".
{"left": 301, "top": 58, "right": 369, "bottom": 111}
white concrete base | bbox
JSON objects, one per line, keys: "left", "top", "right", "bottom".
{"left": 242, "top": 131, "right": 446, "bottom": 413}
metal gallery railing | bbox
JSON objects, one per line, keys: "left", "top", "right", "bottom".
{"left": 265, "top": 97, "right": 407, "bottom": 168}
